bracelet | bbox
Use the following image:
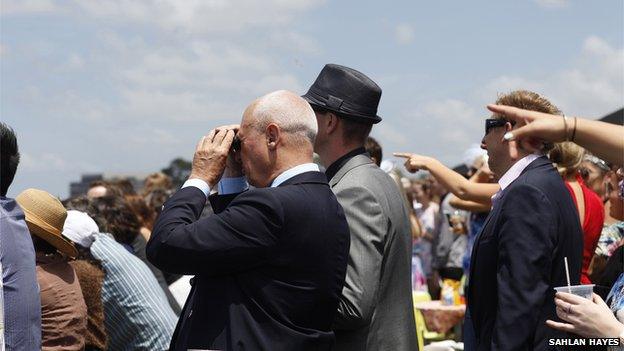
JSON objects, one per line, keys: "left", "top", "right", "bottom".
{"left": 562, "top": 114, "right": 569, "bottom": 141}
{"left": 570, "top": 116, "right": 578, "bottom": 142}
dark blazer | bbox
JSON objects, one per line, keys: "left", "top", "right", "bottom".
{"left": 467, "top": 156, "right": 584, "bottom": 351}
{"left": 146, "top": 171, "right": 350, "bottom": 351}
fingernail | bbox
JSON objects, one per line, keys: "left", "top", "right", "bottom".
{"left": 503, "top": 132, "right": 514, "bottom": 141}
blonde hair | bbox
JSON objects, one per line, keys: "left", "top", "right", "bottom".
{"left": 495, "top": 90, "right": 561, "bottom": 115}
{"left": 142, "top": 172, "right": 172, "bottom": 195}
{"left": 495, "top": 90, "right": 562, "bottom": 153}
{"left": 549, "top": 142, "right": 586, "bottom": 178}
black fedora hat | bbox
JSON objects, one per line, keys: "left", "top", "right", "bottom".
{"left": 302, "top": 64, "right": 382, "bottom": 124}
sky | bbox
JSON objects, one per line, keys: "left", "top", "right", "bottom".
{"left": 1, "top": 0, "right": 623, "bottom": 198}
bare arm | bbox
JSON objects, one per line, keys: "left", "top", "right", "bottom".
{"left": 394, "top": 153, "right": 500, "bottom": 202}
{"left": 449, "top": 195, "right": 492, "bottom": 212}
{"left": 488, "top": 104, "right": 624, "bottom": 166}
{"left": 572, "top": 117, "right": 624, "bottom": 166}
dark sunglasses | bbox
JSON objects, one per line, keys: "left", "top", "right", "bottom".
{"left": 485, "top": 118, "right": 514, "bottom": 135}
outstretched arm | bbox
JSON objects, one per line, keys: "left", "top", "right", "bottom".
{"left": 488, "top": 104, "right": 624, "bottom": 166}
{"left": 394, "top": 153, "right": 499, "bottom": 203}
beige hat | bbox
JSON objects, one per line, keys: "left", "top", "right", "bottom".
{"left": 16, "top": 188, "right": 78, "bottom": 258}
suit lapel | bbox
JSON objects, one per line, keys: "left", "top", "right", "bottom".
{"left": 468, "top": 156, "right": 550, "bottom": 282}
{"left": 329, "top": 154, "right": 373, "bottom": 187}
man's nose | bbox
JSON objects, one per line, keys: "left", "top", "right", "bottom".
{"left": 480, "top": 137, "right": 487, "bottom": 150}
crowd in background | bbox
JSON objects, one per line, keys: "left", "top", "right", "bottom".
{"left": 1, "top": 86, "right": 623, "bottom": 351}
{"left": 379, "top": 138, "right": 623, "bottom": 301}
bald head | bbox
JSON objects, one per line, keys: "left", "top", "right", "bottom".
{"left": 244, "top": 90, "right": 318, "bottom": 146}
{"left": 237, "top": 90, "right": 318, "bottom": 187}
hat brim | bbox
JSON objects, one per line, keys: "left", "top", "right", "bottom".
{"left": 22, "top": 208, "right": 78, "bottom": 258}
{"left": 302, "top": 94, "right": 382, "bottom": 124}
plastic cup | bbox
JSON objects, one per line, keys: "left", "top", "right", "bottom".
{"left": 554, "top": 284, "right": 594, "bottom": 299}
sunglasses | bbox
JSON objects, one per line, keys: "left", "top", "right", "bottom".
{"left": 485, "top": 118, "right": 515, "bottom": 135}
{"left": 584, "top": 155, "right": 611, "bottom": 172}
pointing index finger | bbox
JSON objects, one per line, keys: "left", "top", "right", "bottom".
{"left": 393, "top": 152, "right": 413, "bottom": 159}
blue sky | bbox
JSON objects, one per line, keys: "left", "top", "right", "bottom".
{"left": 2, "top": 0, "right": 622, "bottom": 198}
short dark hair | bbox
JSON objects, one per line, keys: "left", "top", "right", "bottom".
{"left": 89, "top": 195, "right": 140, "bottom": 245}
{"left": 63, "top": 195, "right": 92, "bottom": 212}
{"left": 88, "top": 180, "right": 124, "bottom": 198}
{"left": 312, "top": 106, "right": 373, "bottom": 145}
{"left": 144, "top": 188, "right": 172, "bottom": 216}
{"left": 125, "top": 194, "right": 156, "bottom": 230}
{"left": 365, "top": 136, "right": 383, "bottom": 166}
{"left": 0, "top": 123, "right": 20, "bottom": 196}
{"left": 112, "top": 178, "right": 136, "bottom": 195}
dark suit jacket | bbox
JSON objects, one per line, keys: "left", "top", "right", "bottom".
{"left": 146, "top": 171, "right": 350, "bottom": 351}
{"left": 467, "top": 156, "right": 584, "bottom": 351}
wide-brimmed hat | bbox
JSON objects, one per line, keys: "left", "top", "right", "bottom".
{"left": 302, "top": 63, "right": 382, "bottom": 124}
{"left": 16, "top": 188, "right": 78, "bottom": 258}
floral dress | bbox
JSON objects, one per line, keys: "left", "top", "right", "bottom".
{"left": 607, "top": 273, "right": 624, "bottom": 351}
{"left": 596, "top": 222, "right": 624, "bottom": 258}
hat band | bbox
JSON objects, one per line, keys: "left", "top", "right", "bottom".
{"left": 307, "top": 87, "right": 378, "bottom": 118}
{"left": 21, "top": 206, "right": 63, "bottom": 237}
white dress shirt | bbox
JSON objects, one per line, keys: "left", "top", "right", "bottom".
{"left": 491, "top": 153, "right": 542, "bottom": 204}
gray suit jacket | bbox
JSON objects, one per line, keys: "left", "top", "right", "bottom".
{"left": 330, "top": 154, "right": 418, "bottom": 351}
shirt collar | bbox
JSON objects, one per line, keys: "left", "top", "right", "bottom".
{"left": 324, "top": 147, "right": 367, "bottom": 181}
{"left": 271, "top": 163, "right": 320, "bottom": 187}
{"left": 497, "top": 153, "right": 542, "bottom": 191}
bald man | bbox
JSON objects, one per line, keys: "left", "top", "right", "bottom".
{"left": 147, "top": 90, "right": 351, "bottom": 350}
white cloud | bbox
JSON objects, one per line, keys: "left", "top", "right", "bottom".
{"left": 2, "top": 0, "right": 324, "bottom": 34}
{"left": 395, "top": 23, "right": 415, "bottom": 45}
{"left": 20, "top": 152, "right": 69, "bottom": 171}
{"left": 2, "top": 0, "right": 319, "bottom": 129}
{"left": 127, "top": 128, "right": 180, "bottom": 146}
{"left": 113, "top": 40, "right": 304, "bottom": 122}
{"left": 481, "top": 36, "right": 623, "bottom": 117}
{"left": 66, "top": 53, "right": 85, "bottom": 70}
{"left": 533, "top": 0, "right": 568, "bottom": 9}
{"left": 1, "top": 0, "right": 59, "bottom": 15}
{"left": 375, "top": 124, "right": 410, "bottom": 146}
{"left": 392, "top": 35, "right": 622, "bottom": 169}
{"left": 268, "top": 31, "right": 323, "bottom": 55}
{"left": 419, "top": 99, "right": 480, "bottom": 145}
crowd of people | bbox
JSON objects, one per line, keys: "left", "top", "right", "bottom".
{"left": 0, "top": 63, "right": 623, "bottom": 351}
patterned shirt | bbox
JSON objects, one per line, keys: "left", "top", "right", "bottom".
{"left": 0, "top": 197, "right": 41, "bottom": 350}
{"left": 90, "top": 233, "right": 176, "bottom": 351}
{"left": 595, "top": 222, "right": 624, "bottom": 258}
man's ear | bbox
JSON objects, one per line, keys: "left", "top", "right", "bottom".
{"left": 266, "top": 123, "right": 280, "bottom": 150}
{"left": 325, "top": 112, "right": 339, "bottom": 135}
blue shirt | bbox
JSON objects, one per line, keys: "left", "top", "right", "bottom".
{"left": 90, "top": 233, "right": 176, "bottom": 351}
{"left": 0, "top": 197, "right": 41, "bottom": 350}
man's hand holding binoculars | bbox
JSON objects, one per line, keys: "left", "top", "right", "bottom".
{"left": 189, "top": 125, "right": 241, "bottom": 188}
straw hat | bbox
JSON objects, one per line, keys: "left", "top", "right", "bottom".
{"left": 16, "top": 188, "right": 78, "bottom": 258}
